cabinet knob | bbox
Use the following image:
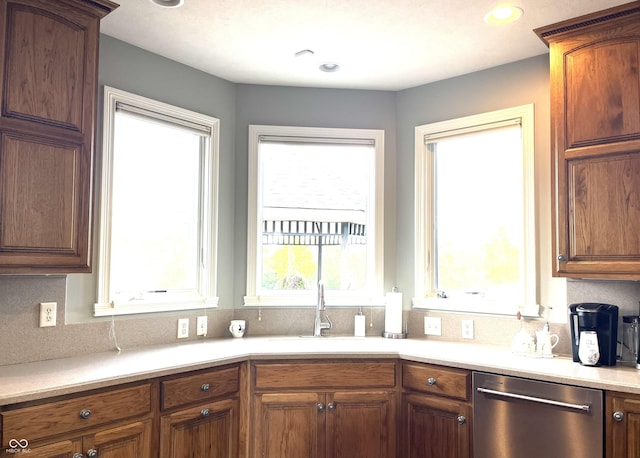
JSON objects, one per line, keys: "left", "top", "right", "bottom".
{"left": 87, "top": 449, "right": 98, "bottom": 458}
{"left": 201, "top": 383, "right": 210, "bottom": 392}
{"left": 201, "top": 408, "right": 210, "bottom": 417}
{"left": 557, "top": 254, "right": 567, "bottom": 262}
{"left": 72, "top": 454, "right": 84, "bottom": 458}
{"left": 427, "top": 377, "right": 437, "bottom": 386}
{"left": 79, "top": 409, "right": 91, "bottom": 419}
{"left": 613, "top": 411, "right": 625, "bottom": 422}
{"left": 317, "top": 403, "right": 325, "bottom": 412}
{"left": 328, "top": 402, "right": 336, "bottom": 411}
{"left": 457, "top": 415, "right": 466, "bottom": 425}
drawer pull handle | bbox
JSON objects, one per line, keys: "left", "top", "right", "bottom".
{"left": 328, "top": 402, "right": 336, "bottom": 411}
{"left": 613, "top": 411, "right": 624, "bottom": 422}
{"left": 79, "top": 409, "right": 91, "bottom": 419}
{"left": 317, "top": 403, "right": 325, "bottom": 412}
{"left": 87, "top": 449, "right": 98, "bottom": 458}
{"left": 427, "top": 377, "right": 437, "bottom": 386}
{"left": 201, "top": 408, "right": 210, "bottom": 417}
{"left": 457, "top": 415, "right": 466, "bottom": 425}
{"left": 201, "top": 383, "right": 210, "bottom": 392}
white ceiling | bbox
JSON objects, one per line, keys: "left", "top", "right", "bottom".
{"left": 101, "top": 0, "right": 630, "bottom": 91}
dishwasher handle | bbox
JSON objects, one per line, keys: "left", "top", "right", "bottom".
{"left": 476, "top": 387, "right": 591, "bottom": 412}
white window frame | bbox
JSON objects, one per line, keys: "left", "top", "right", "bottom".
{"left": 413, "top": 104, "right": 538, "bottom": 316}
{"left": 244, "top": 125, "right": 385, "bottom": 307}
{"left": 94, "top": 86, "right": 220, "bottom": 317}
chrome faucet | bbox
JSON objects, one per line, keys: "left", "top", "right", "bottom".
{"left": 313, "top": 281, "right": 332, "bottom": 337}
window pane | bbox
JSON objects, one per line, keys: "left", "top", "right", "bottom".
{"left": 260, "top": 142, "right": 371, "bottom": 292}
{"left": 433, "top": 125, "right": 523, "bottom": 301}
{"left": 110, "top": 113, "right": 201, "bottom": 295}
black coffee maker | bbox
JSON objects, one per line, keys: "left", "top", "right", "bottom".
{"left": 569, "top": 303, "right": 619, "bottom": 366}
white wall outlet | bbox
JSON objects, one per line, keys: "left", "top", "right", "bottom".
{"left": 39, "top": 302, "right": 57, "bottom": 327}
{"left": 196, "top": 316, "right": 208, "bottom": 336}
{"left": 462, "top": 319, "right": 474, "bottom": 339}
{"left": 177, "top": 318, "right": 189, "bottom": 339}
{"left": 424, "top": 316, "right": 442, "bottom": 336}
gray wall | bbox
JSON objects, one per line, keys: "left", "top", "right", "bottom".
{"left": 0, "top": 37, "right": 637, "bottom": 366}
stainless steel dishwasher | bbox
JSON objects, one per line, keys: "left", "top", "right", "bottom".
{"left": 473, "top": 372, "right": 603, "bottom": 458}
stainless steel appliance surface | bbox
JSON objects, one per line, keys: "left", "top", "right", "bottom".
{"left": 473, "top": 372, "right": 603, "bottom": 458}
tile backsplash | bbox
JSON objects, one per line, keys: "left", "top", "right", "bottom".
{"left": 1, "top": 276, "right": 639, "bottom": 366}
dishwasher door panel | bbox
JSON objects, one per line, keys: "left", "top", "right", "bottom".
{"left": 473, "top": 372, "right": 603, "bottom": 458}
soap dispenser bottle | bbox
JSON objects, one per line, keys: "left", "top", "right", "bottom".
{"left": 355, "top": 308, "right": 366, "bottom": 337}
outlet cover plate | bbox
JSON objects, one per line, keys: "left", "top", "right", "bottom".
{"left": 462, "top": 319, "right": 474, "bottom": 339}
{"left": 177, "top": 318, "right": 189, "bottom": 339}
{"left": 39, "top": 302, "right": 57, "bottom": 327}
{"left": 196, "top": 316, "right": 207, "bottom": 336}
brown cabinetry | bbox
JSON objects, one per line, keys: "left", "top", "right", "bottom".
{"left": 606, "top": 390, "right": 640, "bottom": 458}
{"left": 0, "top": 0, "right": 117, "bottom": 273}
{"left": 159, "top": 364, "right": 241, "bottom": 458}
{"left": 535, "top": 2, "right": 640, "bottom": 278}
{"left": 251, "top": 360, "right": 397, "bottom": 458}
{"left": 0, "top": 383, "right": 153, "bottom": 457}
{"left": 401, "top": 362, "right": 472, "bottom": 458}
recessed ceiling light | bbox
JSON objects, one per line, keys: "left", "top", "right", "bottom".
{"left": 484, "top": 5, "right": 523, "bottom": 25}
{"left": 150, "top": 0, "right": 184, "bottom": 8}
{"left": 319, "top": 63, "right": 341, "bottom": 73}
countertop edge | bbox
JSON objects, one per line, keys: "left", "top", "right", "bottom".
{"left": 1, "top": 337, "right": 638, "bottom": 406}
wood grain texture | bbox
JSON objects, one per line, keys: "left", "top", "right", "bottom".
{"left": 402, "top": 363, "right": 470, "bottom": 401}
{"left": 161, "top": 366, "right": 240, "bottom": 411}
{"left": 254, "top": 360, "right": 396, "bottom": 390}
{"left": 160, "top": 398, "right": 238, "bottom": 458}
{"left": 87, "top": 419, "right": 153, "bottom": 458}
{"left": 0, "top": 384, "right": 152, "bottom": 444}
{"left": 0, "top": 0, "right": 115, "bottom": 272}
{"left": 606, "top": 391, "right": 640, "bottom": 458}
{"left": 402, "top": 393, "right": 471, "bottom": 458}
{"left": 539, "top": 3, "right": 640, "bottom": 278}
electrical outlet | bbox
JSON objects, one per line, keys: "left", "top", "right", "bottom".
{"left": 462, "top": 319, "right": 474, "bottom": 339}
{"left": 177, "top": 318, "right": 189, "bottom": 339}
{"left": 424, "top": 316, "right": 442, "bottom": 336}
{"left": 196, "top": 316, "right": 208, "bottom": 336}
{"left": 39, "top": 302, "right": 57, "bottom": 327}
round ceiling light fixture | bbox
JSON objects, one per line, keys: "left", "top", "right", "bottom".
{"left": 484, "top": 5, "right": 523, "bottom": 25}
{"left": 319, "top": 62, "right": 341, "bottom": 73}
{"left": 150, "top": 0, "right": 184, "bottom": 8}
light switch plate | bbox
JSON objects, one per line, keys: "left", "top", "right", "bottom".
{"left": 424, "top": 316, "right": 442, "bottom": 336}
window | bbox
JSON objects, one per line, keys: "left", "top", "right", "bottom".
{"left": 93, "top": 86, "right": 220, "bottom": 316}
{"left": 414, "top": 105, "right": 537, "bottom": 316}
{"left": 245, "top": 125, "right": 384, "bottom": 307}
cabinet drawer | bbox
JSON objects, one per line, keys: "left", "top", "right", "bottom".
{"left": 254, "top": 361, "right": 396, "bottom": 390}
{"left": 1, "top": 383, "right": 151, "bottom": 444}
{"left": 402, "top": 363, "right": 470, "bottom": 401}
{"left": 161, "top": 365, "right": 239, "bottom": 410}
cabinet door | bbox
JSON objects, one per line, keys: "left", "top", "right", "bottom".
{"left": 607, "top": 393, "right": 640, "bottom": 458}
{"left": 325, "top": 390, "right": 395, "bottom": 458}
{"left": 402, "top": 393, "right": 471, "bottom": 458}
{"left": 160, "top": 398, "right": 238, "bottom": 458}
{"left": 253, "top": 392, "right": 325, "bottom": 458}
{"left": 539, "top": 7, "right": 640, "bottom": 278}
{"left": 0, "top": 0, "right": 115, "bottom": 273}
{"left": 85, "top": 419, "right": 153, "bottom": 458}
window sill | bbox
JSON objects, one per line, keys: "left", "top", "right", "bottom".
{"left": 94, "top": 297, "right": 219, "bottom": 317}
{"left": 412, "top": 297, "right": 539, "bottom": 318}
{"left": 244, "top": 294, "right": 385, "bottom": 308}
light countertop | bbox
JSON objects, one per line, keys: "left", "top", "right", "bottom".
{"left": 1, "top": 336, "right": 639, "bottom": 406}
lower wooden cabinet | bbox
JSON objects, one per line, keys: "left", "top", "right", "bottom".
{"left": 0, "top": 385, "right": 153, "bottom": 458}
{"left": 606, "top": 391, "right": 640, "bottom": 458}
{"left": 160, "top": 398, "right": 239, "bottom": 458}
{"left": 401, "top": 362, "right": 472, "bottom": 458}
{"left": 251, "top": 360, "right": 398, "bottom": 458}
{"left": 159, "top": 364, "right": 242, "bottom": 458}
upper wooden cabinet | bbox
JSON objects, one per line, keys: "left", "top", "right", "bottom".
{"left": 536, "top": 1, "right": 640, "bottom": 278}
{"left": 0, "top": 0, "right": 117, "bottom": 273}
